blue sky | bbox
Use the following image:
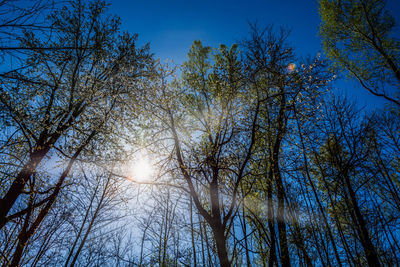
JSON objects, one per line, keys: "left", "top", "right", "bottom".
{"left": 109, "top": 0, "right": 400, "bottom": 108}
{"left": 110, "top": 0, "right": 323, "bottom": 62}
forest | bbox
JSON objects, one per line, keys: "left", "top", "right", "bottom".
{"left": 0, "top": 0, "right": 399, "bottom": 266}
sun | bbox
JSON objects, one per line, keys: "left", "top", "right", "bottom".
{"left": 131, "top": 158, "right": 154, "bottom": 181}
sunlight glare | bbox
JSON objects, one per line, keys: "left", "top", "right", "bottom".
{"left": 131, "top": 158, "right": 154, "bottom": 181}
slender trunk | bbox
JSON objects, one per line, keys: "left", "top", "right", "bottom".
{"left": 9, "top": 230, "right": 29, "bottom": 267}
{"left": 369, "top": 189, "right": 400, "bottom": 258}
{"left": 65, "top": 185, "right": 99, "bottom": 267}
{"left": 274, "top": 154, "right": 290, "bottom": 267}
{"left": 294, "top": 111, "right": 342, "bottom": 267}
{"left": 158, "top": 215, "right": 163, "bottom": 265}
{"left": 32, "top": 226, "right": 57, "bottom": 267}
{"left": 139, "top": 223, "right": 149, "bottom": 267}
{"left": 273, "top": 89, "right": 291, "bottom": 267}
{"left": 69, "top": 177, "right": 110, "bottom": 267}
{"left": 298, "top": 173, "right": 331, "bottom": 267}
{"left": 313, "top": 154, "right": 358, "bottom": 266}
{"left": 266, "top": 171, "right": 277, "bottom": 267}
{"left": 343, "top": 172, "right": 381, "bottom": 267}
{"left": 315, "top": 224, "right": 331, "bottom": 267}
{"left": 161, "top": 190, "right": 170, "bottom": 267}
{"left": 198, "top": 213, "right": 206, "bottom": 266}
{"left": 190, "top": 196, "right": 197, "bottom": 267}
{"left": 240, "top": 203, "right": 251, "bottom": 267}
{"left": 290, "top": 219, "right": 312, "bottom": 267}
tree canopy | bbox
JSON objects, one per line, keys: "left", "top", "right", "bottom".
{"left": 319, "top": 0, "right": 400, "bottom": 105}
{"left": 0, "top": 0, "right": 399, "bottom": 266}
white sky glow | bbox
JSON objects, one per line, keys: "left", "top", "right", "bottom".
{"left": 130, "top": 157, "right": 154, "bottom": 182}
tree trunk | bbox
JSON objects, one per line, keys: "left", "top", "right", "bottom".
{"left": 266, "top": 171, "right": 277, "bottom": 267}
{"left": 275, "top": 173, "right": 291, "bottom": 267}
{"left": 294, "top": 111, "right": 342, "bottom": 267}
{"left": 343, "top": 172, "right": 381, "bottom": 267}
{"left": 69, "top": 176, "right": 110, "bottom": 267}
{"left": 65, "top": 185, "right": 99, "bottom": 267}
{"left": 240, "top": 203, "right": 251, "bottom": 267}
{"left": 212, "top": 225, "right": 231, "bottom": 267}
{"left": 0, "top": 145, "right": 51, "bottom": 229}
{"left": 273, "top": 89, "right": 291, "bottom": 267}
{"left": 190, "top": 196, "right": 197, "bottom": 267}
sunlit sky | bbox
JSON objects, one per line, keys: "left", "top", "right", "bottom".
{"left": 130, "top": 156, "right": 154, "bottom": 181}
{"left": 110, "top": 0, "right": 400, "bottom": 108}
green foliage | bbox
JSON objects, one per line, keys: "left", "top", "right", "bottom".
{"left": 319, "top": 0, "right": 400, "bottom": 103}
{"left": 0, "top": 1, "right": 152, "bottom": 263}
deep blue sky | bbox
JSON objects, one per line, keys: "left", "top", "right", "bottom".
{"left": 109, "top": 0, "right": 400, "bottom": 108}
{"left": 110, "top": 0, "right": 323, "bottom": 62}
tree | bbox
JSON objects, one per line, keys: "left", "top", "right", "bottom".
{"left": 0, "top": 0, "right": 152, "bottom": 264}
{"left": 310, "top": 96, "right": 387, "bottom": 266}
{"left": 0, "top": 0, "right": 151, "bottom": 226}
{"left": 138, "top": 24, "right": 334, "bottom": 266}
{"left": 64, "top": 170, "right": 126, "bottom": 267}
{"left": 319, "top": 0, "right": 400, "bottom": 106}
{"left": 171, "top": 41, "right": 259, "bottom": 267}
{"left": 241, "top": 25, "right": 332, "bottom": 267}
{"left": 0, "top": 0, "right": 52, "bottom": 56}
{"left": 2, "top": 1, "right": 400, "bottom": 265}
{"left": 141, "top": 42, "right": 260, "bottom": 267}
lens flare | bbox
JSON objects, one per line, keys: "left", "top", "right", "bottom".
{"left": 287, "top": 63, "right": 296, "bottom": 72}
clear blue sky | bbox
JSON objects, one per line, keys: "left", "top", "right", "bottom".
{"left": 109, "top": 0, "right": 400, "bottom": 108}
{"left": 110, "top": 0, "right": 323, "bottom": 62}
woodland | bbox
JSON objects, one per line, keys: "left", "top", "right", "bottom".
{"left": 0, "top": 0, "right": 399, "bottom": 266}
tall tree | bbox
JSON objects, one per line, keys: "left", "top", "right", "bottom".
{"left": 242, "top": 25, "right": 332, "bottom": 266}
{"left": 141, "top": 42, "right": 260, "bottom": 267}
{"left": 319, "top": 0, "right": 400, "bottom": 105}
{"left": 0, "top": 0, "right": 152, "bottom": 229}
{"left": 0, "top": 1, "right": 153, "bottom": 265}
{"left": 311, "top": 97, "right": 383, "bottom": 266}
